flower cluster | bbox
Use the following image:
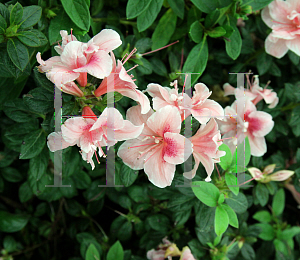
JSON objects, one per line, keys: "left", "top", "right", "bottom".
{"left": 39, "top": 29, "right": 279, "bottom": 188}
{"left": 218, "top": 75, "right": 277, "bottom": 157}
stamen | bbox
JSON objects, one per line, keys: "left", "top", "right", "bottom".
{"left": 127, "top": 64, "right": 139, "bottom": 73}
{"left": 94, "top": 150, "right": 100, "bottom": 164}
{"left": 123, "top": 48, "right": 137, "bottom": 64}
{"left": 264, "top": 80, "right": 271, "bottom": 89}
{"left": 239, "top": 171, "right": 264, "bottom": 186}
{"left": 71, "top": 28, "right": 74, "bottom": 41}
{"left": 121, "top": 53, "right": 128, "bottom": 63}
{"left": 140, "top": 40, "right": 179, "bottom": 56}
{"left": 128, "top": 143, "right": 157, "bottom": 149}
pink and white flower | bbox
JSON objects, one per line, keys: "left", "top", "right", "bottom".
{"left": 262, "top": 0, "right": 300, "bottom": 58}
{"left": 223, "top": 76, "right": 278, "bottom": 108}
{"left": 117, "top": 105, "right": 192, "bottom": 188}
{"left": 146, "top": 81, "right": 224, "bottom": 123}
{"left": 180, "top": 247, "right": 196, "bottom": 260}
{"left": 248, "top": 164, "right": 295, "bottom": 183}
{"left": 37, "top": 29, "right": 122, "bottom": 88}
{"left": 94, "top": 51, "right": 150, "bottom": 114}
{"left": 184, "top": 118, "right": 225, "bottom": 182}
{"left": 218, "top": 98, "right": 274, "bottom": 156}
{"left": 48, "top": 106, "right": 143, "bottom": 169}
{"left": 147, "top": 237, "right": 181, "bottom": 260}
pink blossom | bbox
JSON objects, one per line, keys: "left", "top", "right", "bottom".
{"left": 262, "top": 0, "right": 300, "bottom": 58}
{"left": 94, "top": 52, "right": 150, "bottom": 114}
{"left": 147, "top": 237, "right": 181, "bottom": 260}
{"left": 223, "top": 76, "right": 278, "bottom": 108}
{"left": 219, "top": 98, "right": 274, "bottom": 156}
{"left": 54, "top": 30, "right": 78, "bottom": 55}
{"left": 184, "top": 118, "right": 225, "bottom": 182}
{"left": 117, "top": 105, "right": 192, "bottom": 188}
{"left": 47, "top": 107, "right": 143, "bottom": 169}
{"left": 146, "top": 81, "right": 224, "bottom": 123}
{"left": 180, "top": 247, "right": 196, "bottom": 260}
{"left": 37, "top": 29, "right": 122, "bottom": 88}
{"left": 248, "top": 164, "right": 295, "bottom": 183}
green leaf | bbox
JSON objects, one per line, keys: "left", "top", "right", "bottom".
{"left": 248, "top": 0, "right": 274, "bottom": 11}
{"left": 23, "top": 87, "right": 53, "bottom": 114}
{"left": 48, "top": 9, "right": 83, "bottom": 46}
{"left": 19, "top": 5, "right": 42, "bottom": 29}
{"left": 225, "top": 17, "right": 242, "bottom": 60}
{"left": 20, "top": 129, "right": 46, "bottom": 159}
{"left": 207, "top": 26, "right": 226, "bottom": 38}
{"left": 61, "top": 0, "right": 90, "bottom": 31}
{"left": 215, "top": 205, "right": 229, "bottom": 236}
{"left": 218, "top": 193, "right": 225, "bottom": 204}
{"left": 134, "top": 57, "right": 153, "bottom": 75}
{"left": 225, "top": 192, "right": 248, "bottom": 214}
{"left": 256, "top": 52, "right": 272, "bottom": 75}
{"left": 33, "top": 67, "right": 54, "bottom": 93}
{"left": 0, "top": 3, "right": 9, "bottom": 24}
{"left": 221, "top": 204, "right": 238, "bottom": 228}
{"left": 126, "top": 0, "right": 152, "bottom": 19}
{"left": 3, "top": 236, "right": 18, "bottom": 253}
{"left": 127, "top": 185, "right": 150, "bottom": 203}
{"left": 7, "top": 38, "right": 29, "bottom": 71}
{"left": 29, "top": 147, "right": 49, "bottom": 181}
{"left": 1, "top": 167, "right": 23, "bottom": 182}
{"left": 253, "top": 210, "right": 271, "bottom": 223}
{"left": 168, "top": 0, "right": 185, "bottom": 19}
{"left": 150, "top": 57, "right": 168, "bottom": 76}
{"left": 288, "top": 51, "right": 300, "bottom": 66}
{"left": 72, "top": 171, "right": 92, "bottom": 189}
{"left": 151, "top": 9, "right": 177, "bottom": 51}
{"left": 189, "top": 21, "right": 203, "bottom": 43}
{"left": 19, "top": 181, "right": 33, "bottom": 203}
{"left": 255, "top": 223, "right": 275, "bottom": 241}
{"left": 3, "top": 99, "right": 36, "bottom": 122}
{"left": 107, "top": 241, "right": 124, "bottom": 260}
{"left": 279, "top": 227, "right": 300, "bottom": 240}
{"left": 255, "top": 183, "right": 269, "bottom": 207}
{"left": 17, "top": 29, "right": 48, "bottom": 47}
{"left": 85, "top": 243, "right": 100, "bottom": 260}
{"left": 195, "top": 201, "right": 215, "bottom": 232}
{"left": 241, "top": 243, "right": 255, "bottom": 260}
{"left": 190, "top": 0, "right": 231, "bottom": 13}
{"left": 0, "top": 211, "right": 29, "bottom": 232}
{"left": 225, "top": 173, "right": 239, "bottom": 196}
{"left": 272, "top": 188, "right": 285, "bottom": 216}
{"left": 219, "top": 143, "right": 232, "bottom": 170}
{"left": 182, "top": 37, "right": 208, "bottom": 85}
{"left": 147, "top": 214, "right": 170, "bottom": 232}
{"left": 289, "top": 106, "right": 300, "bottom": 136}
{"left": 119, "top": 163, "right": 138, "bottom": 187}
{"left": 204, "top": 9, "right": 220, "bottom": 28}
{"left": 10, "top": 2, "right": 23, "bottom": 25}
{"left": 0, "top": 14, "right": 7, "bottom": 32}
{"left": 192, "top": 181, "right": 220, "bottom": 207}
{"left": 137, "top": 0, "right": 164, "bottom": 32}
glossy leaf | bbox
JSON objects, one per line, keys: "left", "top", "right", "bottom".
{"left": 7, "top": 38, "right": 29, "bottom": 71}
{"left": 192, "top": 181, "right": 220, "bottom": 207}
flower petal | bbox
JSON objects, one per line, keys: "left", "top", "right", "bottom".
{"left": 144, "top": 145, "right": 175, "bottom": 188}
{"left": 265, "top": 35, "right": 289, "bottom": 59}
{"left": 74, "top": 50, "right": 113, "bottom": 79}
{"left": 147, "top": 106, "right": 181, "bottom": 136}
{"left": 90, "top": 29, "right": 122, "bottom": 52}
{"left": 47, "top": 132, "right": 73, "bottom": 152}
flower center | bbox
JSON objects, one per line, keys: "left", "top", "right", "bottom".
{"left": 288, "top": 10, "right": 300, "bottom": 27}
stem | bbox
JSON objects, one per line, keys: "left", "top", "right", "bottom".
{"left": 281, "top": 102, "right": 300, "bottom": 112}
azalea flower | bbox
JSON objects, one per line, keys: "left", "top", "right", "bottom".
{"left": 218, "top": 98, "right": 274, "bottom": 156}
{"left": 37, "top": 29, "right": 122, "bottom": 87}
{"left": 94, "top": 51, "right": 150, "bottom": 114}
{"left": 48, "top": 106, "right": 143, "bottom": 169}
{"left": 262, "top": 0, "right": 300, "bottom": 58}
{"left": 184, "top": 118, "right": 226, "bottom": 182}
{"left": 147, "top": 237, "right": 181, "bottom": 260}
{"left": 146, "top": 80, "right": 224, "bottom": 123}
{"left": 223, "top": 75, "right": 278, "bottom": 108}
{"left": 117, "top": 105, "right": 192, "bottom": 188}
{"left": 180, "top": 247, "right": 196, "bottom": 260}
{"left": 248, "top": 164, "right": 295, "bottom": 183}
